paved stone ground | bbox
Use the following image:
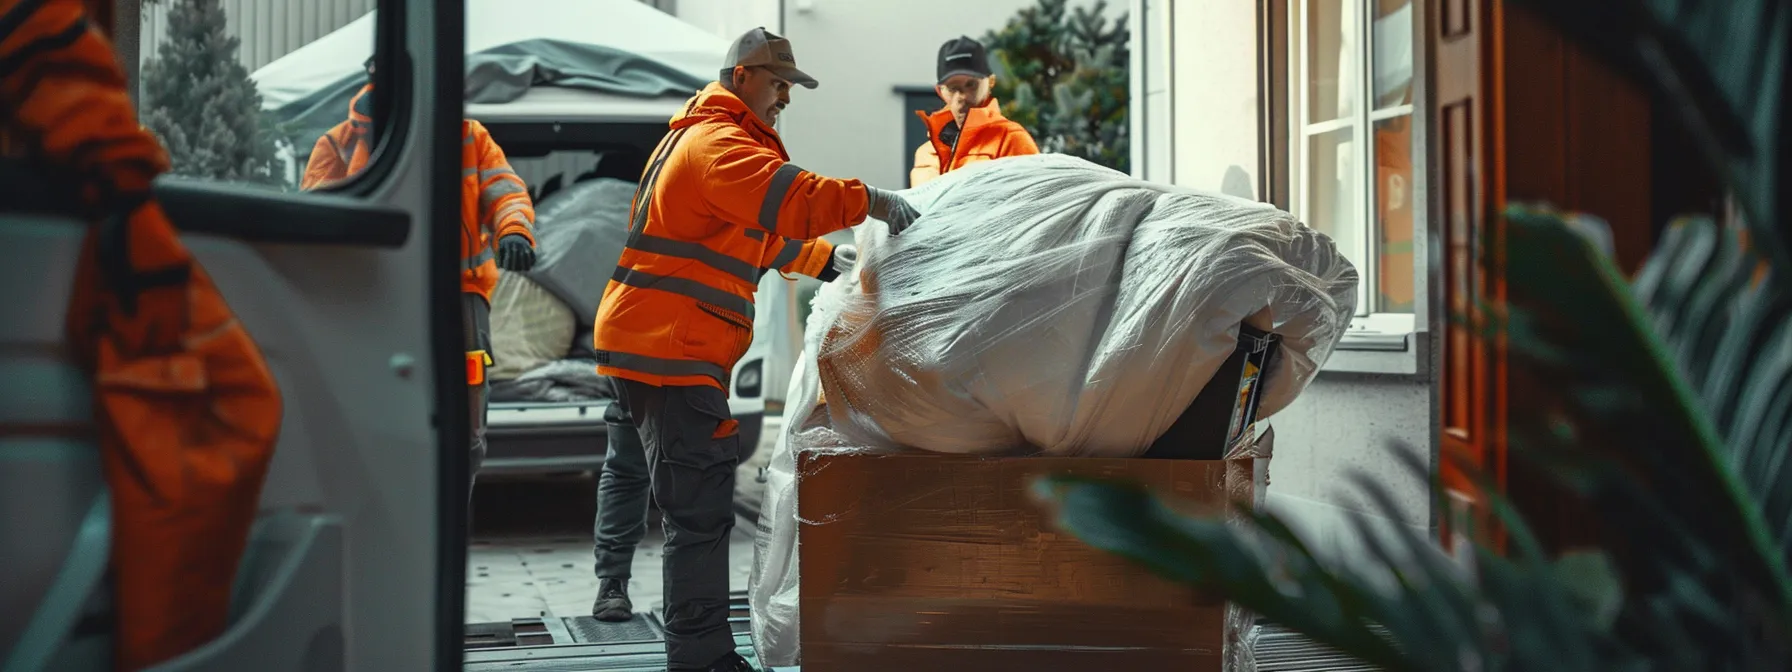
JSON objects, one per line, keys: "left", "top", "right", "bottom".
{"left": 466, "top": 417, "right": 781, "bottom": 625}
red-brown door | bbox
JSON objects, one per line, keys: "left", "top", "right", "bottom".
{"left": 1433, "top": 0, "right": 1509, "bottom": 555}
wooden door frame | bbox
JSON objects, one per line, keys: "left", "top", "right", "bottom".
{"left": 1429, "top": 0, "right": 1510, "bottom": 555}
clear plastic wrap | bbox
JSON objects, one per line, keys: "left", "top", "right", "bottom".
{"left": 816, "top": 153, "right": 1358, "bottom": 456}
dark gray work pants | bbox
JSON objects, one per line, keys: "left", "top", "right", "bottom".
{"left": 464, "top": 293, "right": 490, "bottom": 499}
{"left": 592, "top": 379, "right": 740, "bottom": 669}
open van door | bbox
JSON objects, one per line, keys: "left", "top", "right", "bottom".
{"left": 1, "top": 1, "right": 470, "bottom": 669}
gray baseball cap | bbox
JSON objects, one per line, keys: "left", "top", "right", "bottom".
{"left": 724, "top": 27, "right": 819, "bottom": 89}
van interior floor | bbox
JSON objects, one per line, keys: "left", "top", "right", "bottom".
{"left": 464, "top": 477, "right": 775, "bottom": 670}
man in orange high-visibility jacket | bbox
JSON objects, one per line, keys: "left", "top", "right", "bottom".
{"left": 909, "top": 35, "right": 1039, "bottom": 187}
{"left": 589, "top": 27, "right": 919, "bottom": 672}
{"left": 300, "top": 60, "right": 539, "bottom": 497}
{"left": 300, "top": 56, "right": 376, "bottom": 191}
{"left": 457, "top": 118, "right": 537, "bottom": 495}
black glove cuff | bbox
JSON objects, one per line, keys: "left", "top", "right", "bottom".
{"left": 816, "top": 248, "right": 841, "bottom": 282}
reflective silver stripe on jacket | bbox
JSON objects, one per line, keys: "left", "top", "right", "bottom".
{"left": 610, "top": 268, "right": 755, "bottom": 321}
{"left": 462, "top": 246, "right": 495, "bottom": 270}
{"left": 627, "top": 233, "right": 758, "bottom": 285}
{"left": 768, "top": 238, "right": 803, "bottom": 271}
{"left": 756, "top": 163, "right": 804, "bottom": 233}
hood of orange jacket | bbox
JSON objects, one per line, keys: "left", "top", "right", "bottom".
{"left": 911, "top": 97, "right": 1039, "bottom": 186}
{"left": 593, "top": 82, "right": 869, "bottom": 392}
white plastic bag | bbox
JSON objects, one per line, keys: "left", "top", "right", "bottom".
{"left": 817, "top": 153, "right": 1357, "bottom": 456}
{"left": 749, "top": 252, "right": 876, "bottom": 668}
{"left": 749, "top": 154, "right": 1357, "bottom": 665}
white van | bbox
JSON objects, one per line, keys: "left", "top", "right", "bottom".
{"left": 1, "top": 1, "right": 791, "bottom": 670}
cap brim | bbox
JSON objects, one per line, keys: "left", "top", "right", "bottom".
{"left": 768, "top": 65, "right": 820, "bottom": 89}
{"left": 938, "top": 69, "right": 991, "bottom": 84}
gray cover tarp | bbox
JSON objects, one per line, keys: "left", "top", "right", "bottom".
{"left": 527, "top": 178, "right": 637, "bottom": 326}
{"left": 249, "top": 0, "right": 725, "bottom": 162}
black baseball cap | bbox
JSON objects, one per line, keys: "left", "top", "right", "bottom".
{"left": 936, "top": 36, "right": 992, "bottom": 84}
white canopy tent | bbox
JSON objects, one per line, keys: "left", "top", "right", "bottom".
{"left": 253, "top": 0, "right": 729, "bottom": 112}
{"left": 251, "top": 0, "right": 732, "bottom": 171}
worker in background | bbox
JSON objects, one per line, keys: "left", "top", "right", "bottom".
{"left": 300, "top": 55, "right": 377, "bottom": 190}
{"left": 589, "top": 26, "right": 919, "bottom": 672}
{"left": 909, "top": 35, "right": 1039, "bottom": 187}
{"left": 301, "top": 57, "right": 539, "bottom": 497}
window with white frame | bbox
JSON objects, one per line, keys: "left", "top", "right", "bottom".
{"left": 1290, "top": 0, "right": 1417, "bottom": 331}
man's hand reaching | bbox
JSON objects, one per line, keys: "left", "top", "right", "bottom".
{"left": 865, "top": 186, "right": 920, "bottom": 236}
{"left": 496, "top": 234, "right": 536, "bottom": 272}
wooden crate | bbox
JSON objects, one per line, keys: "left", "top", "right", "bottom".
{"left": 796, "top": 451, "right": 1262, "bottom": 671}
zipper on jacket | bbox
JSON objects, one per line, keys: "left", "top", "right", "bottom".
{"left": 937, "top": 102, "right": 986, "bottom": 176}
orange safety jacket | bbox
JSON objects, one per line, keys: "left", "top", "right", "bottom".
{"left": 910, "top": 97, "right": 1039, "bottom": 186}
{"left": 1, "top": 1, "right": 283, "bottom": 669}
{"left": 459, "top": 119, "right": 536, "bottom": 302}
{"left": 299, "top": 83, "right": 374, "bottom": 191}
{"left": 594, "top": 82, "right": 869, "bottom": 392}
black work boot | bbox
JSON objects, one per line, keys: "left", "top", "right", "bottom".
{"left": 675, "top": 651, "right": 752, "bottom": 672}
{"left": 591, "top": 578, "right": 633, "bottom": 622}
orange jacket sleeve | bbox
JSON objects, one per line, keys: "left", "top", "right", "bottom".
{"left": 1004, "top": 125, "right": 1041, "bottom": 157}
{"left": 702, "top": 128, "right": 869, "bottom": 241}
{"left": 469, "top": 121, "right": 536, "bottom": 245}
{"left": 909, "top": 141, "right": 941, "bottom": 187}
{"left": 764, "top": 235, "right": 836, "bottom": 279}
{"left": 299, "top": 133, "right": 346, "bottom": 191}
{"left": 0, "top": 0, "right": 167, "bottom": 207}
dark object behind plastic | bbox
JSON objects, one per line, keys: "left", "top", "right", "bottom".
{"left": 1143, "top": 324, "right": 1281, "bottom": 460}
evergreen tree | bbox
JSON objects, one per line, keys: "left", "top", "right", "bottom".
{"left": 984, "top": 0, "right": 1131, "bottom": 173}
{"left": 140, "top": 0, "right": 278, "bottom": 184}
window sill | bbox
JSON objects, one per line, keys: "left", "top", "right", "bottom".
{"left": 1322, "top": 314, "right": 1427, "bottom": 376}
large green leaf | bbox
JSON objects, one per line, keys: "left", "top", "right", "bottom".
{"left": 1033, "top": 446, "right": 1635, "bottom": 671}
{"left": 1631, "top": 216, "right": 1792, "bottom": 564}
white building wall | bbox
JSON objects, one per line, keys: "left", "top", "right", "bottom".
{"left": 1166, "top": 0, "right": 1260, "bottom": 197}
{"left": 1139, "top": 0, "right": 1436, "bottom": 564}
{"left": 669, "top": 0, "right": 783, "bottom": 45}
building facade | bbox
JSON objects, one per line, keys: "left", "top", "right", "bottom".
{"left": 1138, "top": 0, "right": 1709, "bottom": 566}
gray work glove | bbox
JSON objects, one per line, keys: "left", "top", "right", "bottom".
{"left": 496, "top": 234, "right": 536, "bottom": 272}
{"left": 865, "top": 186, "right": 920, "bottom": 236}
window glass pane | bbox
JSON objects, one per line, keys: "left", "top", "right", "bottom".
{"left": 1374, "top": 114, "right": 1416, "bottom": 312}
{"left": 1305, "top": 0, "right": 1355, "bottom": 123}
{"left": 1307, "top": 127, "right": 1361, "bottom": 277}
{"left": 138, "top": 0, "right": 383, "bottom": 192}
{"left": 1372, "top": 0, "right": 1415, "bottom": 110}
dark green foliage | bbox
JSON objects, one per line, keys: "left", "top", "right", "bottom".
{"left": 983, "top": 0, "right": 1130, "bottom": 173}
{"left": 140, "top": 0, "right": 279, "bottom": 184}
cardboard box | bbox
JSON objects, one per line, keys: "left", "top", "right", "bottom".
{"left": 796, "top": 447, "right": 1267, "bottom": 671}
